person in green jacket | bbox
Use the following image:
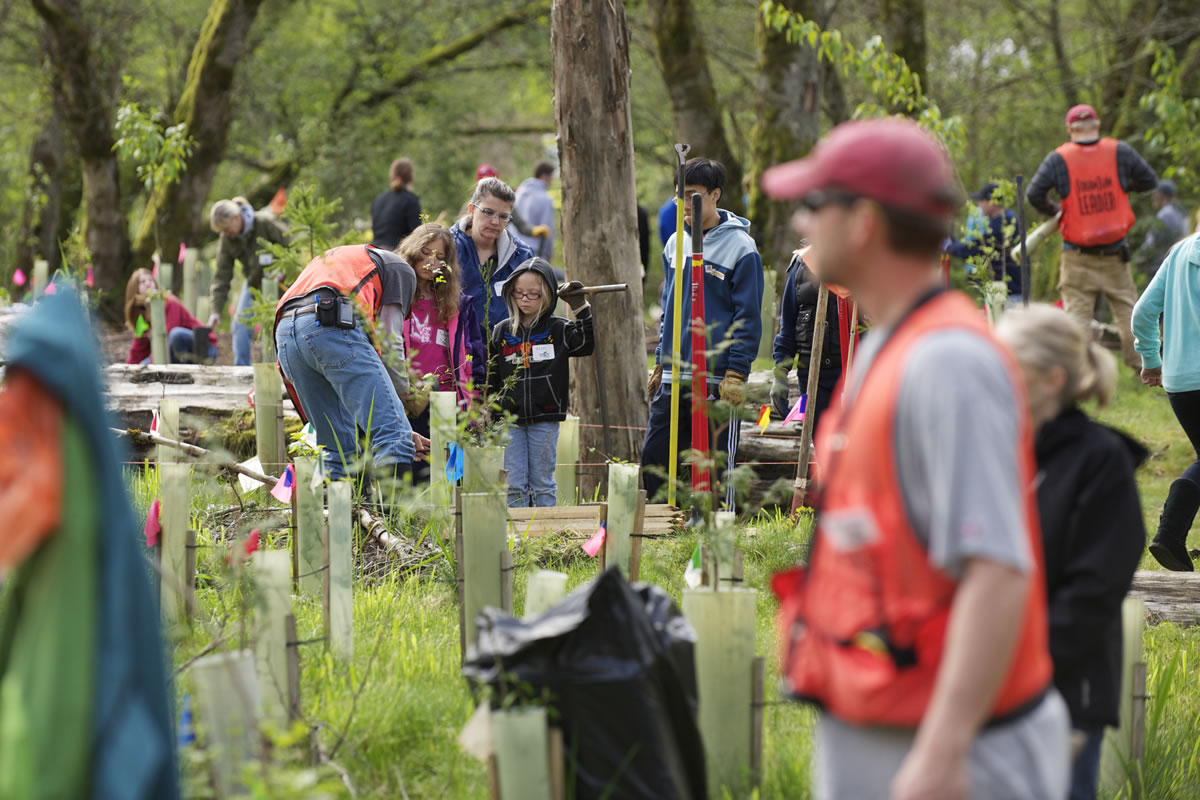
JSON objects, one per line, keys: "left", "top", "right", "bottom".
{"left": 208, "top": 197, "right": 289, "bottom": 365}
{"left": 1134, "top": 232, "right": 1200, "bottom": 571}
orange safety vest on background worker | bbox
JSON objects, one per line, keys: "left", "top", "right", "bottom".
{"left": 1054, "top": 138, "right": 1137, "bottom": 247}
{"left": 773, "top": 291, "right": 1052, "bottom": 728}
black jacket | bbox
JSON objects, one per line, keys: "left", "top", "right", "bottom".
{"left": 772, "top": 252, "right": 841, "bottom": 374}
{"left": 370, "top": 188, "right": 422, "bottom": 250}
{"left": 487, "top": 259, "right": 594, "bottom": 424}
{"left": 1035, "top": 407, "right": 1148, "bottom": 729}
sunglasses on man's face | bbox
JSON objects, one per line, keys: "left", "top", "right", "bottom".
{"left": 800, "top": 189, "right": 862, "bottom": 212}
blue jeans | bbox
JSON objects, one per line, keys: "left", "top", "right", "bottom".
{"left": 276, "top": 312, "right": 414, "bottom": 480}
{"left": 168, "top": 327, "right": 217, "bottom": 364}
{"left": 1069, "top": 726, "right": 1104, "bottom": 800}
{"left": 233, "top": 282, "right": 253, "bottom": 366}
{"left": 505, "top": 421, "right": 559, "bottom": 507}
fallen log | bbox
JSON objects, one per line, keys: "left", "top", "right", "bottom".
{"left": 1129, "top": 570, "right": 1200, "bottom": 627}
{"left": 112, "top": 427, "right": 277, "bottom": 485}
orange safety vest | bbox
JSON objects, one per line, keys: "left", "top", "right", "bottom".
{"left": 773, "top": 291, "right": 1052, "bottom": 727}
{"left": 1055, "top": 138, "right": 1136, "bottom": 247}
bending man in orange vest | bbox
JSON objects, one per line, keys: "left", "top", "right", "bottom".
{"left": 763, "top": 118, "right": 1069, "bottom": 800}
{"left": 1027, "top": 104, "right": 1157, "bottom": 369}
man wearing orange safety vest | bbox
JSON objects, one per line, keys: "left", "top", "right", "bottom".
{"left": 1027, "top": 104, "right": 1157, "bottom": 369}
{"left": 763, "top": 118, "right": 1069, "bottom": 800}
{"left": 274, "top": 244, "right": 428, "bottom": 483}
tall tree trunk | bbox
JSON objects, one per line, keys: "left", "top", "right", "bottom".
{"left": 644, "top": 0, "right": 745, "bottom": 217}
{"left": 31, "top": 0, "right": 126, "bottom": 308}
{"left": 1047, "top": 0, "right": 1078, "bottom": 108}
{"left": 747, "top": 0, "right": 821, "bottom": 273}
{"left": 551, "top": 0, "right": 647, "bottom": 492}
{"left": 881, "top": 0, "right": 927, "bottom": 105}
{"left": 130, "top": 0, "right": 272, "bottom": 284}
{"left": 15, "top": 114, "right": 68, "bottom": 277}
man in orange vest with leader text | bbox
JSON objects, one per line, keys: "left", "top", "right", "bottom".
{"left": 763, "top": 118, "right": 1069, "bottom": 800}
{"left": 1027, "top": 104, "right": 1157, "bottom": 368}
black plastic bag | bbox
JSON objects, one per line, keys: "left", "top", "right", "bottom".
{"left": 463, "top": 567, "right": 707, "bottom": 800}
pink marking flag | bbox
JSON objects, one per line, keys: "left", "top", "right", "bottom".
{"left": 85, "top": 267, "right": 94, "bottom": 288}
{"left": 150, "top": 409, "right": 160, "bottom": 434}
{"left": 271, "top": 464, "right": 296, "bottom": 503}
{"left": 13, "top": 269, "right": 26, "bottom": 287}
{"left": 582, "top": 522, "right": 606, "bottom": 558}
{"left": 783, "top": 394, "right": 807, "bottom": 424}
{"left": 144, "top": 499, "right": 162, "bottom": 547}
{"left": 178, "top": 241, "right": 187, "bottom": 263}
{"left": 247, "top": 388, "right": 255, "bottom": 408}
{"left": 44, "top": 282, "right": 56, "bottom": 295}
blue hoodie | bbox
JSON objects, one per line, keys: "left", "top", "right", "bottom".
{"left": 656, "top": 209, "right": 764, "bottom": 382}
{"left": 452, "top": 219, "right": 535, "bottom": 337}
{"left": 1133, "top": 232, "right": 1200, "bottom": 392}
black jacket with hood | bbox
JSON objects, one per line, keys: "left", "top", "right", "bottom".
{"left": 1034, "top": 406, "right": 1148, "bottom": 729}
{"left": 487, "top": 258, "right": 594, "bottom": 424}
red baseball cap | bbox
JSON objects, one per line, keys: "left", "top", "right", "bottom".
{"left": 761, "top": 118, "right": 962, "bottom": 221}
{"left": 1065, "top": 104, "right": 1097, "bottom": 125}
{"left": 475, "top": 163, "right": 499, "bottom": 181}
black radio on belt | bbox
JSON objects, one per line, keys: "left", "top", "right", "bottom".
{"left": 315, "top": 295, "right": 356, "bottom": 329}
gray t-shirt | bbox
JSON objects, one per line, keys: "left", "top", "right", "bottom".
{"left": 816, "top": 325, "right": 1068, "bottom": 799}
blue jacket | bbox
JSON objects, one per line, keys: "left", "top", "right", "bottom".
{"left": 657, "top": 196, "right": 678, "bottom": 247}
{"left": 1133, "top": 232, "right": 1200, "bottom": 392}
{"left": 656, "top": 209, "right": 764, "bottom": 382}
{"left": 513, "top": 178, "right": 555, "bottom": 258}
{"left": 946, "top": 208, "right": 1022, "bottom": 297}
{"left": 452, "top": 220, "right": 535, "bottom": 336}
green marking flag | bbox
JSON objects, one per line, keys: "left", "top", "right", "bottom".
{"left": 684, "top": 542, "right": 703, "bottom": 589}
{"left": 135, "top": 315, "right": 149, "bottom": 337}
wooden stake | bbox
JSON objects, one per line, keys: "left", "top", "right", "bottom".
{"left": 750, "top": 656, "right": 765, "bottom": 786}
{"left": 292, "top": 458, "right": 324, "bottom": 596}
{"left": 603, "top": 463, "right": 639, "bottom": 576}
{"left": 429, "top": 391, "right": 457, "bottom": 508}
{"left": 252, "top": 550, "right": 292, "bottom": 728}
{"left": 253, "top": 363, "right": 285, "bottom": 473}
{"left": 790, "top": 282, "right": 829, "bottom": 513}
{"left": 149, "top": 294, "right": 169, "bottom": 365}
{"left": 260, "top": 275, "right": 279, "bottom": 362}
{"left": 500, "top": 550, "right": 514, "bottom": 614}
{"left": 555, "top": 415, "right": 579, "bottom": 505}
{"left": 461, "top": 491, "right": 508, "bottom": 649}
{"left": 191, "top": 650, "right": 260, "bottom": 799}
{"left": 32, "top": 259, "right": 48, "bottom": 297}
{"left": 285, "top": 614, "right": 302, "bottom": 723}
{"left": 157, "top": 397, "right": 180, "bottom": 466}
{"left": 683, "top": 587, "right": 757, "bottom": 794}
{"left": 159, "top": 462, "right": 191, "bottom": 625}
{"left": 629, "top": 490, "right": 647, "bottom": 581}
{"left": 491, "top": 707, "right": 553, "bottom": 800}
{"left": 524, "top": 570, "right": 569, "bottom": 618}
{"left": 326, "top": 480, "right": 353, "bottom": 662}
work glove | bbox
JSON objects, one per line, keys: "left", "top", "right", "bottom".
{"left": 647, "top": 363, "right": 662, "bottom": 400}
{"left": 402, "top": 385, "right": 430, "bottom": 418}
{"left": 531, "top": 225, "right": 551, "bottom": 239}
{"left": 770, "top": 365, "right": 791, "bottom": 419}
{"left": 557, "top": 280, "right": 588, "bottom": 313}
{"left": 718, "top": 370, "right": 748, "bottom": 408}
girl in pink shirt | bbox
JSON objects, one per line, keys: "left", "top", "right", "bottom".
{"left": 124, "top": 269, "right": 218, "bottom": 364}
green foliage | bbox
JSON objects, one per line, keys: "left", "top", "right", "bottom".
{"left": 113, "top": 88, "right": 195, "bottom": 196}
{"left": 1140, "top": 41, "right": 1200, "bottom": 185}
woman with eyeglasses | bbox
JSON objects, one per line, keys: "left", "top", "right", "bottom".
{"left": 451, "top": 177, "right": 535, "bottom": 345}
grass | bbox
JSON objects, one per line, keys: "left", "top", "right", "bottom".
{"left": 115, "top": 357, "right": 1200, "bottom": 799}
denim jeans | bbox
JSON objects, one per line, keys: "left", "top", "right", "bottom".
{"left": 276, "top": 311, "right": 414, "bottom": 479}
{"left": 640, "top": 382, "right": 734, "bottom": 504}
{"left": 1069, "top": 726, "right": 1104, "bottom": 800}
{"left": 232, "top": 281, "right": 253, "bottom": 366}
{"left": 167, "top": 327, "right": 217, "bottom": 364}
{"left": 504, "top": 420, "right": 560, "bottom": 507}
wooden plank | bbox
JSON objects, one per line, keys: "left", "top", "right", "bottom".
{"left": 509, "top": 519, "right": 681, "bottom": 538}
{"left": 191, "top": 650, "right": 260, "bottom": 799}
{"left": 462, "top": 491, "right": 507, "bottom": 648}
{"left": 524, "top": 570, "right": 569, "bottom": 618}
{"left": 464, "top": 445, "right": 505, "bottom": 493}
{"left": 260, "top": 275, "right": 279, "bottom": 362}
{"left": 508, "top": 506, "right": 604, "bottom": 522}
{"left": 181, "top": 247, "right": 199, "bottom": 315}
{"left": 149, "top": 294, "right": 168, "bottom": 365}
{"left": 491, "top": 707, "right": 553, "bottom": 800}
{"left": 555, "top": 415, "right": 579, "bottom": 505}
{"left": 1129, "top": 571, "right": 1200, "bottom": 626}
{"left": 159, "top": 462, "right": 191, "bottom": 625}
{"left": 292, "top": 458, "right": 324, "bottom": 596}
{"left": 253, "top": 363, "right": 285, "bottom": 473}
{"left": 326, "top": 480, "right": 354, "bottom": 662}
{"left": 252, "top": 549, "right": 292, "bottom": 728}
{"left": 429, "top": 391, "right": 457, "bottom": 509}
{"left": 1101, "top": 597, "right": 1146, "bottom": 794}
{"left": 604, "top": 463, "right": 639, "bottom": 576}
{"left": 683, "top": 587, "right": 757, "bottom": 794}
{"left": 157, "top": 397, "right": 180, "bottom": 466}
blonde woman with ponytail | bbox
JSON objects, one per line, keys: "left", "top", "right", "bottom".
{"left": 996, "top": 304, "right": 1147, "bottom": 800}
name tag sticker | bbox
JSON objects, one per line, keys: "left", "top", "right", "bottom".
{"left": 436, "top": 329, "right": 448, "bottom": 347}
{"left": 705, "top": 264, "right": 727, "bottom": 280}
{"left": 494, "top": 281, "right": 505, "bottom": 297}
{"left": 259, "top": 253, "right": 274, "bottom": 266}
{"left": 531, "top": 344, "right": 555, "bottom": 362}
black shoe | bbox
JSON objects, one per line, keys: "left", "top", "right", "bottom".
{"left": 1149, "top": 479, "right": 1200, "bottom": 572}
{"left": 1150, "top": 538, "right": 1194, "bottom": 571}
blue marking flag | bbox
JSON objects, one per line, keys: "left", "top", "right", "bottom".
{"left": 445, "top": 442, "right": 465, "bottom": 483}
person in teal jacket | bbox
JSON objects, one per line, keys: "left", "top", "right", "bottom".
{"left": 1133, "top": 232, "right": 1200, "bottom": 571}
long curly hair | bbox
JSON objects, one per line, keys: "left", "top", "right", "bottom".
{"left": 395, "top": 223, "right": 460, "bottom": 323}
{"left": 124, "top": 268, "right": 156, "bottom": 332}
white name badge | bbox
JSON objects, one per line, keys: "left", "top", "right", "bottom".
{"left": 258, "top": 252, "right": 274, "bottom": 266}
{"left": 531, "top": 344, "right": 554, "bottom": 362}
{"left": 436, "top": 329, "right": 448, "bottom": 347}
{"left": 494, "top": 281, "right": 505, "bottom": 296}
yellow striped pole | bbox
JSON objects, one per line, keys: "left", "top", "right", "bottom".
{"left": 668, "top": 144, "right": 690, "bottom": 506}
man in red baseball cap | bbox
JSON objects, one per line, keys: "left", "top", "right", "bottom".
{"left": 1027, "top": 103, "right": 1158, "bottom": 369}
{"left": 764, "top": 117, "right": 1069, "bottom": 800}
